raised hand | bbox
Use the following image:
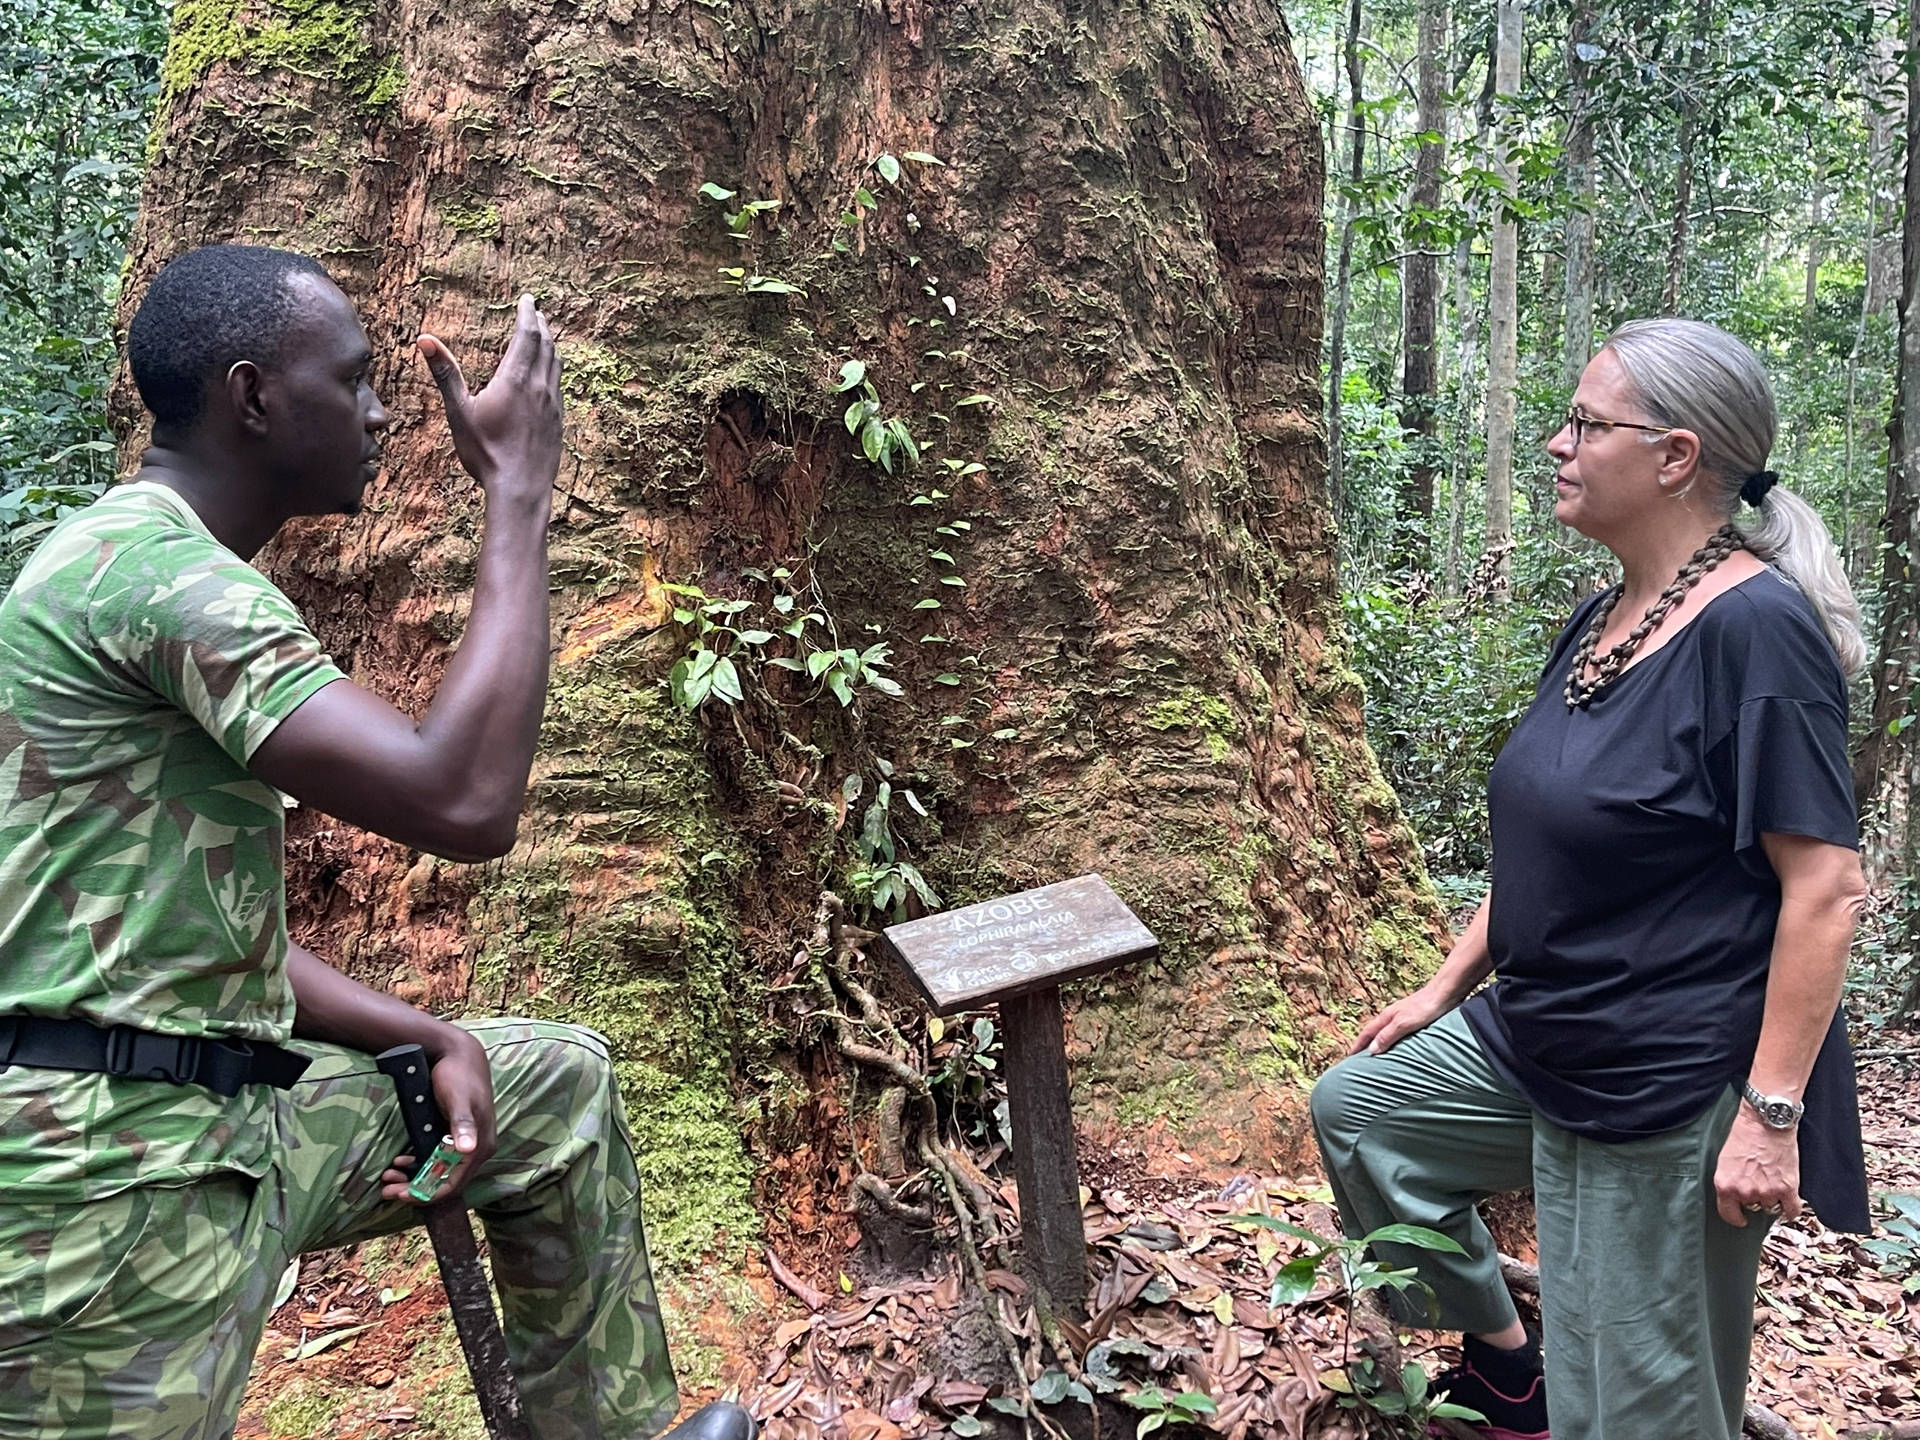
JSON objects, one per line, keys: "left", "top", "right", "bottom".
{"left": 416, "top": 293, "right": 561, "bottom": 507}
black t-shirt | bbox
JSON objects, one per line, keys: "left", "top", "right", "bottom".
{"left": 1463, "top": 568, "right": 1869, "bottom": 1232}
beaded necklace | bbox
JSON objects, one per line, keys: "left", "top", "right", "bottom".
{"left": 1564, "top": 522, "right": 1745, "bottom": 710}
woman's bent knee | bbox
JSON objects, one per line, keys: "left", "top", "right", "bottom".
{"left": 1309, "top": 1057, "right": 1367, "bottom": 1145}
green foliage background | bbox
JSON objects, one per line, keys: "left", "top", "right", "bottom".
{"left": 1294, "top": 0, "right": 1902, "bottom": 893}
{"left": 0, "top": 0, "right": 164, "bottom": 585}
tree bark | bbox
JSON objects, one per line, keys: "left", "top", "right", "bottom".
{"left": 1483, "top": 0, "right": 1522, "bottom": 597}
{"left": 1326, "top": 0, "right": 1366, "bottom": 529}
{"left": 1396, "top": 0, "right": 1446, "bottom": 567}
{"left": 1804, "top": 120, "right": 1829, "bottom": 350}
{"left": 120, "top": 0, "right": 1443, "bottom": 1297}
{"left": 1445, "top": 77, "right": 1491, "bottom": 597}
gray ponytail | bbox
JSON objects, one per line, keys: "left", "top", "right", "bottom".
{"left": 1603, "top": 318, "right": 1866, "bottom": 673}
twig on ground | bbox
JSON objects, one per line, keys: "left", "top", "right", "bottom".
{"left": 766, "top": 1248, "right": 828, "bottom": 1312}
{"left": 1497, "top": 1253, "right": 1539, "bottom": 1299}
{"left": 1743, "top": 1401, "right": 1806, "bottom": 1439}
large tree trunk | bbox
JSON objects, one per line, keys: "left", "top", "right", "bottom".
{"left": 1396, "top": 0, "right": 1445, "bottom": 568}
{"left": 1483, "top": 0, "right": 1521, "bottom": 597}
{"left": 118, "top": 0, "right": 1441, "bottom": 1306}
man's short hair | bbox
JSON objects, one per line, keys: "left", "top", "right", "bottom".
{"left": 127, "top": 244, "right": 333, "bottom": 431}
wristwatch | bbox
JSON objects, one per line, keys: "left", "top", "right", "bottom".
{"left": 1741, "top": 1081, "right": 1804, "bottom": 1131}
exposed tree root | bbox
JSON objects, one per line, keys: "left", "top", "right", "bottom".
{"left": 1742, "top": 1402, "right": 1805, "bottom": 1440}
{"left": 802, "top": 891, "right": 1069, "bottom": 1440}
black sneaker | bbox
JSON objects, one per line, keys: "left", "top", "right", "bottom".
{"left": 1426, "top": 1335, "right": 1550, "bottom": 1440}
{"left": 658, "top": 1402, "right": 757, "bottom": 1440}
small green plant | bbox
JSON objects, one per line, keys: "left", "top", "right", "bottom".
{"left": 1238, "top": 1214, "right": 1486, "bottom": 1431}
{"left": 1123, "top": 1384, "right": 1218, "bottom": 1438}
{"left": 926, "top": 1014, "right": 1009, "bottom": 1147}
{"left": 1861, "top": 1192, "right": 1920, "bottom": 1294}
{"left": 698, "top": 181, "right": 780, "bottom": 236}
{"left": 836, "top": 360, "right": 919, "bottom": 473}
{"left": 832, "top": 150, "right": 944, "bottom": 252}
{"left": 840, "top": 760, "right": 939, "bottom": 921}
{"left": 697, "top": 182, "right": 806, "bottom": 296}
{"left": 661, "top": 576, "right": 903, "bottom": 712}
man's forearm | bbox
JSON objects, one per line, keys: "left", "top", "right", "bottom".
{"left": 411, "top": 499, "right": 551, "bottom": 847}
{"left": 287, "top": 943, "right": 470, "bottom": 1058}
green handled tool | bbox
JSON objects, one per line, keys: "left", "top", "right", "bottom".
{"left": 377, "top": 1042, "right": 532, "bottom": 1440}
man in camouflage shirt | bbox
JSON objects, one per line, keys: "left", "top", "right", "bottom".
{"left": 0, "top": 246, "right": 730, "bottom": 1440}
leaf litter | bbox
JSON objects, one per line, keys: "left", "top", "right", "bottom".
{"left": 238, "top": 1047, "right": 1918, "bottom": 1438}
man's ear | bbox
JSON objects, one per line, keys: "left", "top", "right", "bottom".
{"left": 224, "top": 360, "right": 269, "bottom": 438}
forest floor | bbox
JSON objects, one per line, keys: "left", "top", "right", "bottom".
{"left": 236, "top": 1042, "right": 1920, "bottom": 1440}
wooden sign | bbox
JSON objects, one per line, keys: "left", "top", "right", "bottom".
{"left": 877, "top": 873, "right": 1159, "bottom": 1016}
{"left": 878, "top": 874, "right": 1158, "bottom": 1321}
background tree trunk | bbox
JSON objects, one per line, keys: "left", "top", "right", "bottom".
{"left": 119, "top": 0, "right": 1442, "bottom": 1310}
{"left": 1805, "top": 157, "right": 1828, "bottom": 343}
{"left": 1662, "top": 0, "right": 1713, "bottom": 314}
{"left": 1396, "top": 0, "right": 1445, "bottom": 568}
{"left": 1562, "top": 0, "right": 1597, "bottom": 391}
{"left": 1857, "top": 0, "right": 1920, "bottom": 911}
{"left": 1867, "top": 6, "right": 1906, "bottom": 319}
{"left": 1483, "top": 0, "right": 1521, "bottom": 596}
{"left": 1326, "top": 0, "right": 1366, "bottom": 529}
{"left": 1444, "top": 74, "right": 1491, "bottom": 597}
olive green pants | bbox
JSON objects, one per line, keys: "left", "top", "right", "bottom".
{"left": 0, "top": 1020, "right": 679, "bottom": 1440}
{"left": 1310, "top": 1009, "right": 1771, "bottom": 1440}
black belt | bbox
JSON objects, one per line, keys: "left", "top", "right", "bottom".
{"left": 0, "top": 1015, "right": 310, "bottom": 1097}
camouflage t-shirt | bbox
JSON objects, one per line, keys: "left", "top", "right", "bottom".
{"left": 0, "top": 479, "right": 345, "bottom": 1198}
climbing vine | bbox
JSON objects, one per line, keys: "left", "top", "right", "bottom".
{"left": 663, "top": 147, "right": 1003, "bottom": 927}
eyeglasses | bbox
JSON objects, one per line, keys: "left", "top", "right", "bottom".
{"left": 1560, "top": 405, "right": 1678, "bottom": 451}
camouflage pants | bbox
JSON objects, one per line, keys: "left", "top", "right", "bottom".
{"left": 0, "top": 1019, "right": 679, "bottom": 1440}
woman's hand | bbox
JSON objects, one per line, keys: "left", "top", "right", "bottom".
{"left": 1713, "top": 1108, "right": 1801, "bottom": 1226}
{"left": 380, "top": 1025, "right": 499, "bottom": 1204}
{"left": 1348, "top": 983, "right": 1458, "bottom": 1056}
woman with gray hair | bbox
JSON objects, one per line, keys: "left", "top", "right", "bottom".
{"left": 1310, "top": 318, "right": 1870, "bottom": 1440}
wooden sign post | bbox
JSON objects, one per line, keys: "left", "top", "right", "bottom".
{"left": 877, "top": 874, "right": 1159, "bottom": 1321}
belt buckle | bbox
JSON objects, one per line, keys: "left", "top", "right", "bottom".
{"left": 104, "top": 1027, "right": 201, "bottom": 1086}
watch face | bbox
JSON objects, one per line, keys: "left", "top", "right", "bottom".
{"left": 1762, "top": 1100, "right": 1797, "bottom": 1128}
